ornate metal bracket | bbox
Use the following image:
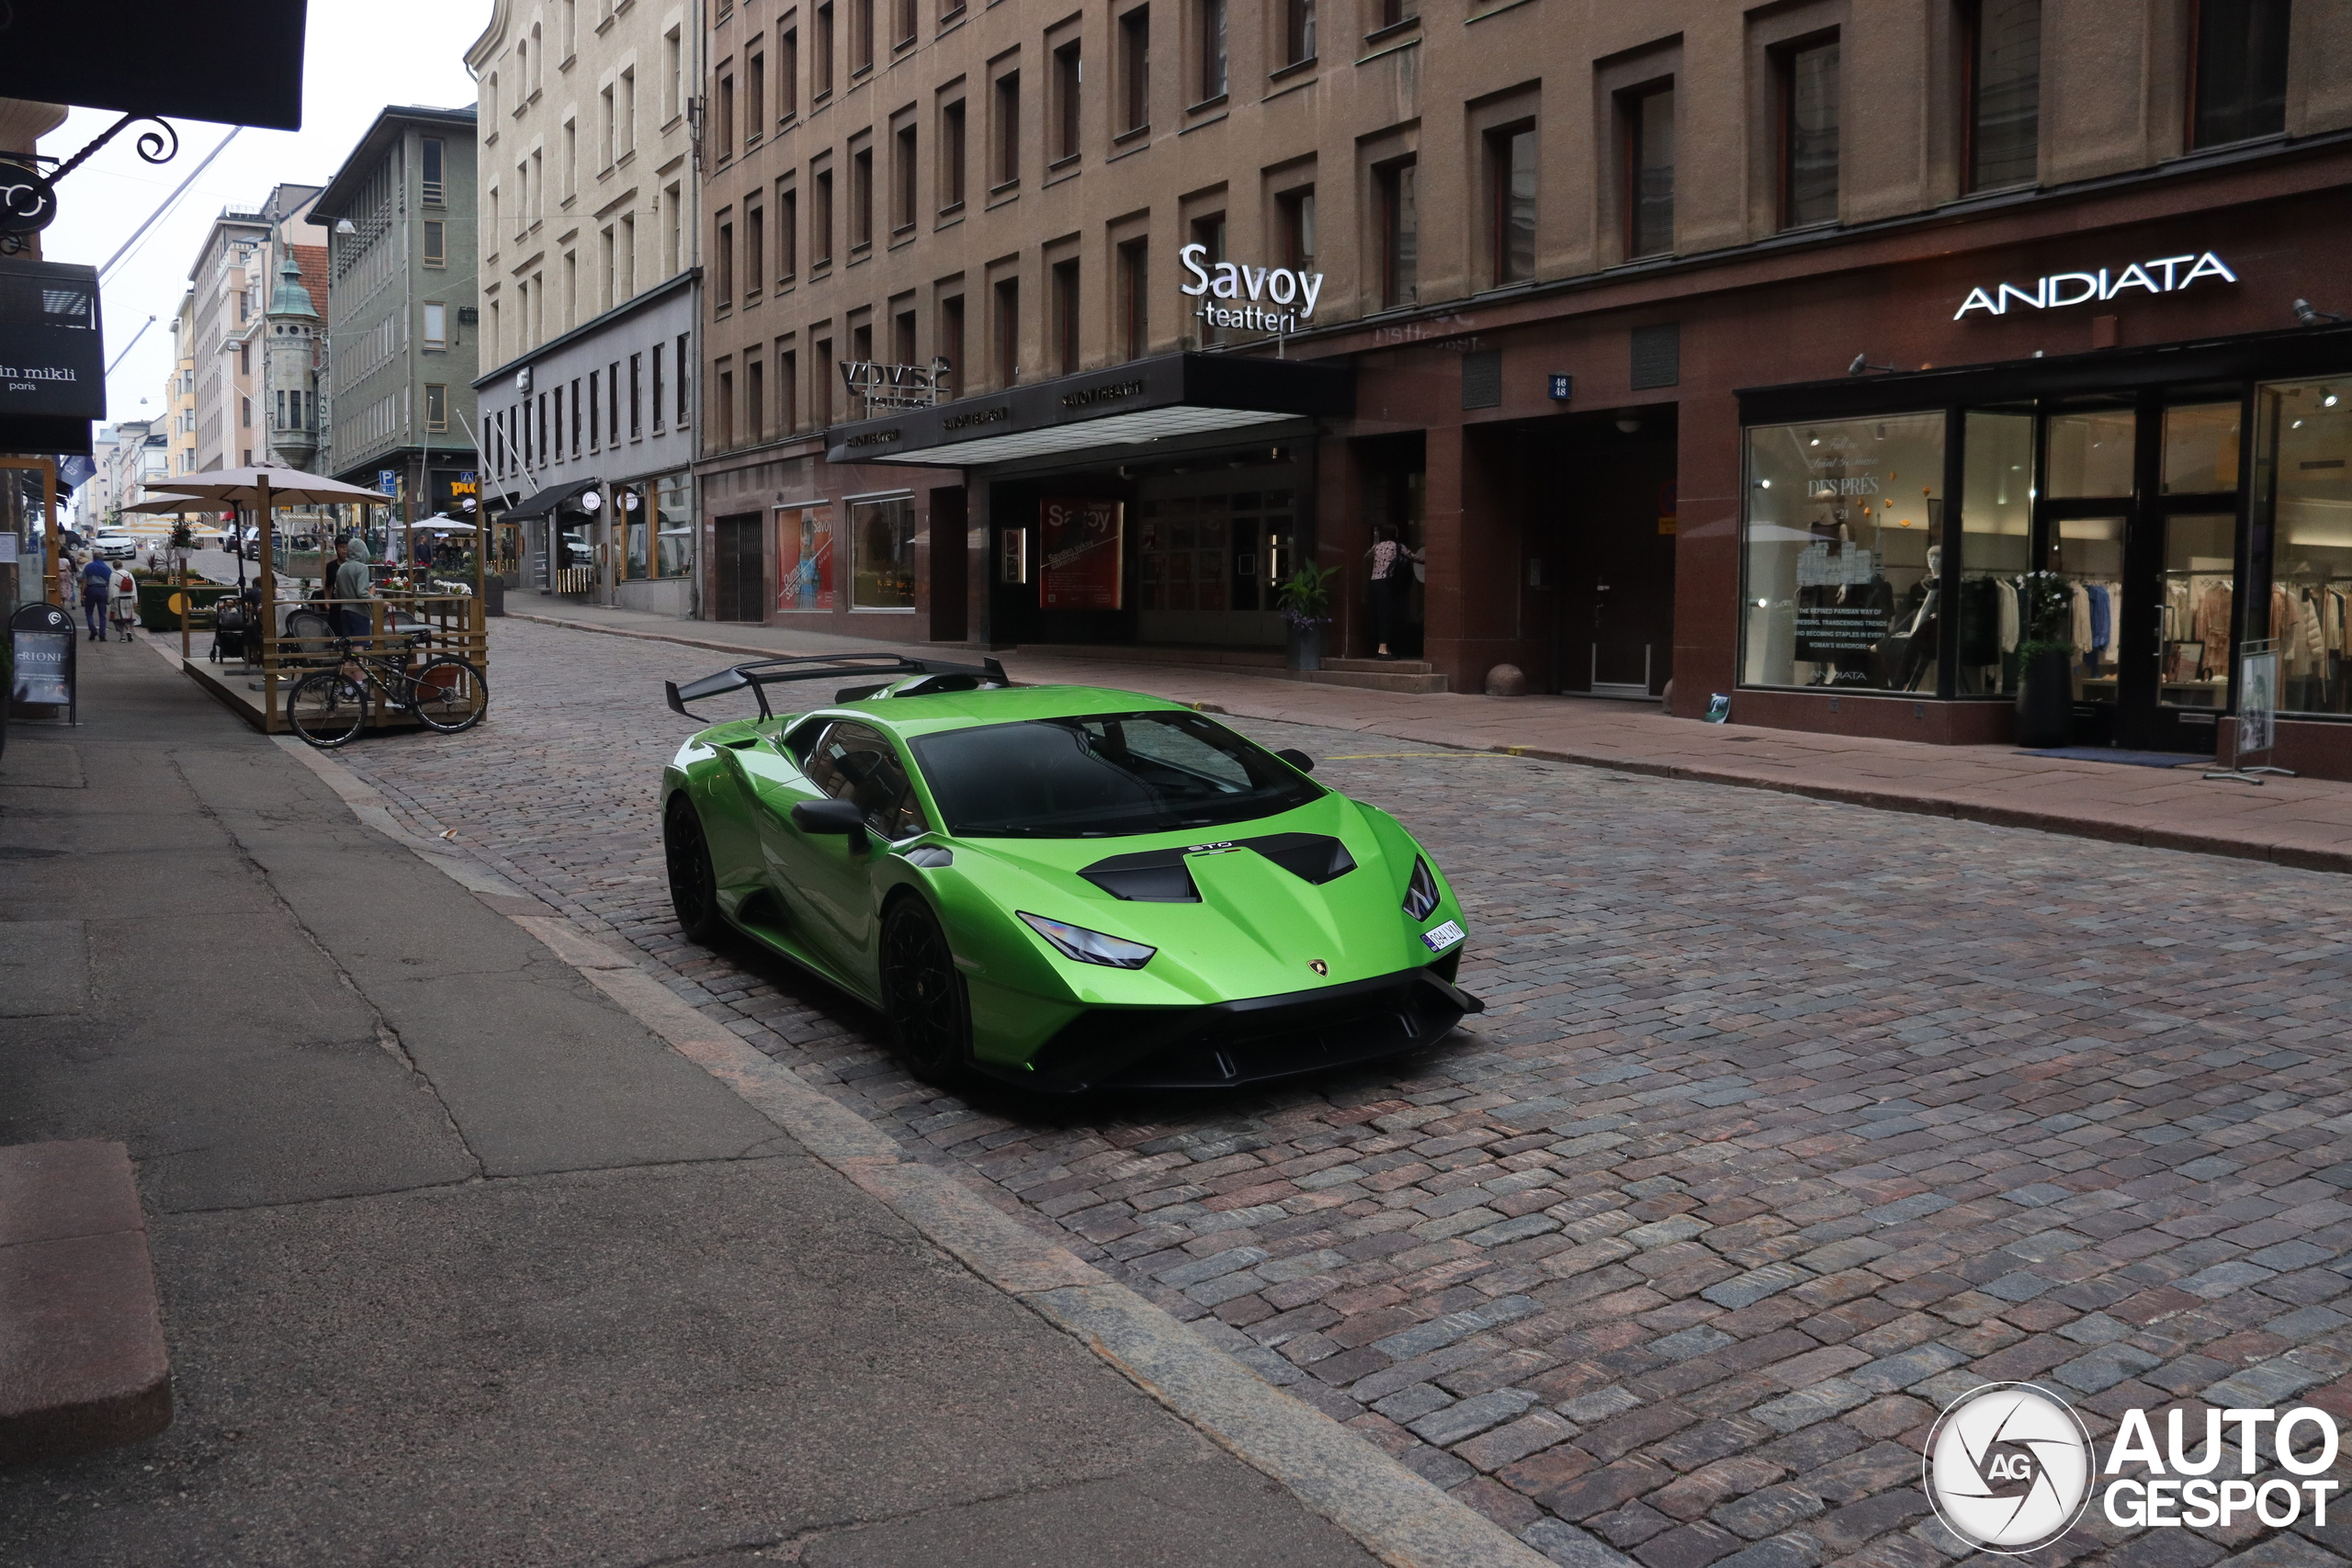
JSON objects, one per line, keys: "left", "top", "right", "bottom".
{"left": 0, "top": 113, "right": 180, "bottom": 254}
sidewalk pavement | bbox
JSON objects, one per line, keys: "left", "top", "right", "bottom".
{"left": 508, "top": 600, "right": 2352, "bottom": 877}
{"left": 0, "top": 637, "right": 1451, "bottom": 1567}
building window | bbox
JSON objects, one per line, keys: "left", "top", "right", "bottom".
{"left": 1378, "top": 160, "right": 1417, "bottom": 309}
{"left": 1624, "top": 83, "right": 1673, "bottom": 258}
{"left": 571, "top": 378, "right": 582, "bottom": 457}
{"left": 994, "top": 277, "right": 1019, "bottom": 386}
{"left": 851, "top": 495, "right": 918, "bottom": 609}
{"left": 814, "top": 168, "right": 833, "bottom": 265}
{"left": 653, "top": 343, "right": 666, "bottom": 432}
{"left": 895, "top": 0, "right": 917, "bottom": 47}
{"left": 1118, "top": 239, "right": 1148, "bottom": 359}
{"left": 718, "top": 364, "right": 734, "bottom": 447}
{"left": 1121, "top": 8, "right": 1150, "bottom": 131}
{"left": 851, "top": 145, "right": 874, "bottom": 248}
{"left": 1376, "top": 0, "right": 1417, "bottom": 29}
{"left": 718, "top": 71, "right": 736, "bottom": 162}
{"left": 894, "top": 124, "right": 918, "bottom": 231}
{"left": 779, "top": 344, "right": 798, "bottom": 431}
{"left": 939, "top": 296, "right": 963, "bottom": 395}
{"left": 589, "top": 373, "right": 600, "bottom": 450}
{"left": 1488, "top": 124, "right": 1535, "bottom": 286}
{"left": 422, "top": 138, "right": 445, "bottom": 204}
{"left": 1779, "top": 34, "right": 1840, "bottom": 228}
{"left": 994, "top": 72, "right": 1021, "bottom": 188}
{"left": 746, "top": 200, "right": 764, "bottom": 296}
{"left": 747, "top": 51, "right": 764, "bottom": 141}
{"left": 424, "top": 219, "right": 447, "bottom": 266}
{"left": 1198, "top": 0, "right": 1227, "bottom": 99}
{"left": 1052, "top": 258, "right": 1080, "bottom": 373}
{"left": 667, "top": 26, "right": 686, "bottom": 120}
{"left": 1283, "top": 0, "right": 1315, "bottom": 66}
{"left": 424, "top": 300, "right": 447, "bottom": 348}
{"left": 717, "top": 210, "right": 736, "bottom": 307}
{"left": 2190, "top": 0, "right": 2290, "bottom": 148}
{"left": 629, "top": 352, "right": 642, "bottom": 437}
{"left": 892, "top": 309, "right": 918, "bottom": 367}
{"left": 677, "top": 333, "right": 692, "bottom": 423}
{"left": 815, "top": 337, "right": 833, "bottom": 425}
{"left": 852, "top": 0, "right": 874, "bottom": 73}
{"left": 1279, "top": 186, "right": 1315, "bottom": 273}
{"left": 1053, "top": 41, "right": 1081, "bottom": 163}
{"left": 241, "top": 395, "right": 251, "bottom": 427}
{"left": 780, "top": 183, "right": 798, "bottom": 281}
{"left": 1964, "top": 0, "right": 2040, "bottom": 190}
{"left": 1742, "top": 412, "right": 1947, "bottom": 693}
{"left": 816, "top": 2, "right": 835, "bottom": 96}
{"left": 239, "top": 342, "right": 251, "bottom": 374}
{"left": 781, "top": 28, "right": 798, "bottom": 119}
{"left": 942, "top": 99, "right": 967, "bottom": 209}
{"left": 425, "top": 383, "right": 448, "bottom": 432}
{"left": 608, "top": 363, "right": 620, "bottom": 444}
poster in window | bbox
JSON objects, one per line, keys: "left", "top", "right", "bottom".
{"left": 1038, "top": 497, "right": 1124, "bottom": 610}
{"left": 777, "top": 502, "right": 834, "bottom": 610}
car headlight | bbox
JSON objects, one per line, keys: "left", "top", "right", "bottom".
{"left": 1018, "top": 911, "right": 1156, "bottom": 969}
{"left": 1402, "top": 856, "right": 1442, "bottom": 921}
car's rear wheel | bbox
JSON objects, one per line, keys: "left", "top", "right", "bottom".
{"left": 663, "top": 795, "right": 725, "bottom": 943}
{"left": 880, "top": 898, "right": 970, "bottom": 1085}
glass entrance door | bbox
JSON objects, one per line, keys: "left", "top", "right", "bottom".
{"left": 2031, "top": 398, "right": 2244, "bottom": 753}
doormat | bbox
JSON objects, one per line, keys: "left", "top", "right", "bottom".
{"left": 2016, "top": 748, "right": 2205, "bottom": 768}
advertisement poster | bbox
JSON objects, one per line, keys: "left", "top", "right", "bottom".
{"left": 1038, "top": 497, "right": 1124, "bottom": 610}
{"left": 10, "top": 604, "right": 75, "bottom": 706}
{"left": 2238, "top": 644, "right": 2278, "bottom": 756}
{"left": 777, "top": 503, "right": 834, "bottom": 611}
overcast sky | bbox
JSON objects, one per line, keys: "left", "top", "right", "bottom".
{"left": 39, "top": 0, "right": 488, "bottom": 434}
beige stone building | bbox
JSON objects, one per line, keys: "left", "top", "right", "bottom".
{"left": 470, "top": 0, "right": 707, "bottom": 615}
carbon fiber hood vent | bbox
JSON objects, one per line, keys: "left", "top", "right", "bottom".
{"left": 1079, "top": 833, "right": 1357, "bottom": 902}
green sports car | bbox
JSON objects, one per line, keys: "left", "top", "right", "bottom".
{"left": 660, "top": 653, "right": 1482, "bottom": 1092}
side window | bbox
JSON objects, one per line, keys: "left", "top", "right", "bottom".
{"left": 784, "top": 716, "right": 831, "bottom": 766}
{"left": 805, "top": 721, "right": 929, "bottom": 838}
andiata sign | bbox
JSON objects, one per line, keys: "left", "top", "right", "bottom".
{"left": 1954, "top": 252, "right": 2237, "bottom": 321}
{"left": 1180, "top": 245, "right": 1326, "bottom": 335}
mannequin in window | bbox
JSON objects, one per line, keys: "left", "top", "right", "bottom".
{"left": 1893, "top": 545, "right": 1942, "bottom": 694}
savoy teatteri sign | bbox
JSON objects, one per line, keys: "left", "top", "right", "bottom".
{"left": 1180, "top": 244, "right": 1326, "bottom": 334}
{"left": 1954, "top": 251, "right": 2237, "bottom": 321}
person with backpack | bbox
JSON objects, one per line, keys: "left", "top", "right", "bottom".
{"left": 109, "top": 564, "right": 140, "bottom": 641}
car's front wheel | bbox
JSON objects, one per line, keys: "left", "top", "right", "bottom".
{"left": 663, "top": 795, "right": 725, "bottom": 943}
{"left": 880, "top": 898, "right": 970, "bottom": 1086}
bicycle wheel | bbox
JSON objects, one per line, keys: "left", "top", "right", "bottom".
{"left": 409, "top": 657, "right": 489, "bottom": 733}
{"left": 286, "top": 671, "right": 368, "bottom": 749}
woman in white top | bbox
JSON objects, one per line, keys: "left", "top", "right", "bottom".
{"left": 108, "top": 565, "right": 140, "bottom": 641}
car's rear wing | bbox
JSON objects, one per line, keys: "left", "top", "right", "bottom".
{"left": 665, "top": 652, "right": 1011, "bottom": 722}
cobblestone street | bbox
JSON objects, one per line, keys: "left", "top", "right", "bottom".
{"left": 334, "top": 619, "right": 2352, "bottom": 1568}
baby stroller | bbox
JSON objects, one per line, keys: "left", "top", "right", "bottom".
{"left": 209, "top": 589, "right": 254, "bottom": 663}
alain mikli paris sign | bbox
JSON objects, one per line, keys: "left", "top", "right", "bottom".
{"left": 1179, "top": 244, "right": 1327, "bottom": 334}
{"left": 1953, "top": 251, "right": 2237, "bottom": 320}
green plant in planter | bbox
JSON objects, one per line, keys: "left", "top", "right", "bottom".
{"left": 1273, "top": 563, "right": 1340, "bottom": 630}
{"left": 167, "top": 520, "right": 195, "bottom": 552}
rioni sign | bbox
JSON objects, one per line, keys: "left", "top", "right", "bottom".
{"left": 1954, "top": 252, "right": 2237, "bottom": 321}
{"left": 1179, "top": 243, "right": 1326, "bottom": 334}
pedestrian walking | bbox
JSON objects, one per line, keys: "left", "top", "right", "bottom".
{"left": 80, "top": 552, "right": 113, "bottom": 641}
{"left": 109, "top": 564, "right": 140, "bottom": 641}
{"left": 1365, "top": 524, "right": 1422, "bottom": 660}
{"left": 328, "top": 536, "right": 373, "bottom": 642}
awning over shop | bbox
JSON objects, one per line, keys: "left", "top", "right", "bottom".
{"left": 500, "top": 478, "right": 601, "bottom": 520}
{"left": 824, "top": 352, "right": 1353, "bottom": 468}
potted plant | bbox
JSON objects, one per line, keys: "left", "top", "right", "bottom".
{"left": 1274, "top": 562, "right": 1339, "bottom": 671}
{"left": 2013, "top": 571, "right": 2075, "bottom": 748}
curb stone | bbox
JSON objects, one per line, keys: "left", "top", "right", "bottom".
{"left": 275, "top": 734, "right": 1550, "bottom": 1568}
{"left": 499, "top": 611, "right": 2352, "bottom": 879}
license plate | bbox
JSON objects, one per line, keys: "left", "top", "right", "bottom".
{"left": 1421, "top": 920, "right": 1464, "bottom": 952}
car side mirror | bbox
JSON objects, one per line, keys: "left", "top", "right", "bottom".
{"left": 792, "top": 796, "right": 870, "bottom": 850}
{"left": 1274, "top": 747, "right": 1315, "bottom": 773}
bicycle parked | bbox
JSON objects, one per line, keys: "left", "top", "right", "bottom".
{"left": 285, "top": 633, "right": 489, "bottom": 749}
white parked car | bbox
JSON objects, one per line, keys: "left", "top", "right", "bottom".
{"left": 93, "top": 532, "right": 139, "bottom": 560}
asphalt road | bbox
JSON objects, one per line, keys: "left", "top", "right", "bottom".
{"left": 300, "top": 615, "right": 2352, "bottom": 1568}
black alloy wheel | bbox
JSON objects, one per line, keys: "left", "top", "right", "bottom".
{"left": 663, "top": 795, "right": 725, "bottom": 943}
{"left": 880, "top": 898, "right": 971, "bottom": 1085}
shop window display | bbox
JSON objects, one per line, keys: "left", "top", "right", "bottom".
{"left": 2256, "top": 378, "right": 2352, "bottom": 716}
{"left": 851, "top": 494, "right": 918, "bottom": 609}
{"left": 1741, "top": 412, "right": 1944, "bottom": 691}
{"left": 1958, "top": 410, "right": 2032, "bottom": 694}
{"left": 778, "top": 502, "right": 835, "bottom": 610}
{"left": 619, "top": 485, "right": 652, "bottom": 579}
{"left": 657, "top": 472, "right": 695, "bottom": 579}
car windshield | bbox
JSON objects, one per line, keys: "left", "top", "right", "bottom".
{"left": 910, "top": 711, "right": 1320, "bottom": 837}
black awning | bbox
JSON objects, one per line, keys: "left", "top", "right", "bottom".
{"left": 501, "top": 478, "right": 600, "bottom": 521}
{"left": 824, "top": 352, "right": 1353, "bottom": 468}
